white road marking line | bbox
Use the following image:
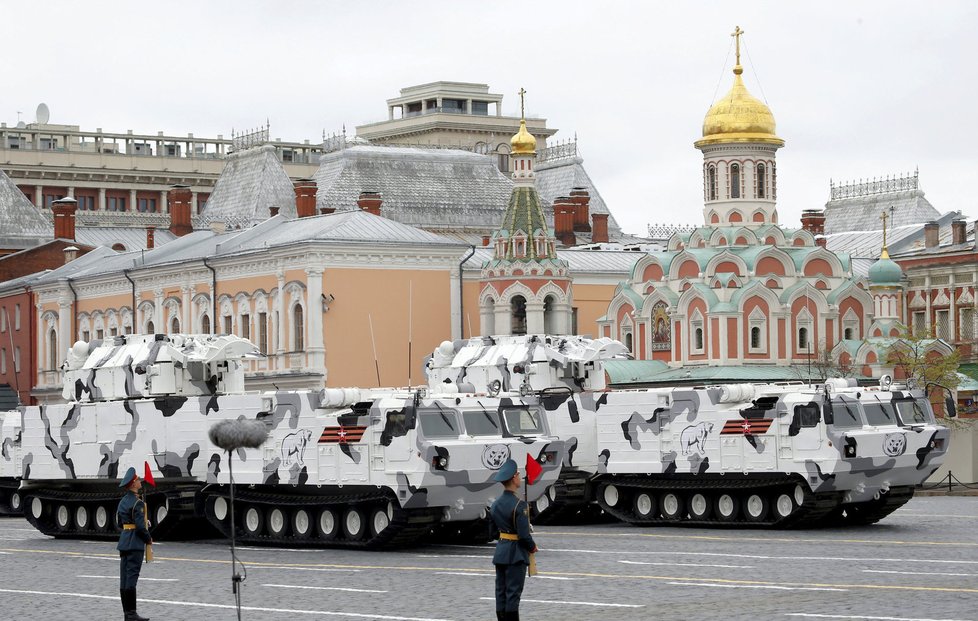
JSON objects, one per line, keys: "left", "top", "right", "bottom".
{"left": 261, "top": 566, "right": 362, "bottom": 573}
{"left": 263, "top": 584, "right": 388, "bottom": 593}
{"left": 619, "top": 559, "right": 752, "bottom": 569}
{"left": 863, "top": 569, "right": 978, "bottom": 577}
{"left": 436, "top": 572, "right": 496, "bottom": 577}
{"left": 0, "top": 588, "right": 454, "bottom": 621}
{"left": 480, "top": 597, "right": 642, "bottom": 608}
{"left": 894, "top": 512, "right": 978, "bottom": 519}
{"left": 669, "top": 581, "right": 847, "bottom": 592}
{"left": 239, "top": 546, "right": 325, "bottom": 553}
{"left": 77, "top": 575, "right": 179, "bottom": 582}
{"left": 785, "top": 614, "right": 972, "bottom": 621}
{"left": 0, "top": 535, "right": 30, "bottom": 540}
{"left": 70, "top": 555, "right": 121, "bottom": 562}
{"left": 416, "top": 554, "right": 490, "bottom": 559}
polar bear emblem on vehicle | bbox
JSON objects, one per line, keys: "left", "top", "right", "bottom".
{"left": 680, "top": 422, "right": 713, "bottom": 456}
{"left": 282, "top": 429, "right": 313, "bottom": 466}
{"left": 883, "top": 432, "right": 907, "bottom": 457}
{"left": 482, "top": 444, "right": 511, "bottom": 470}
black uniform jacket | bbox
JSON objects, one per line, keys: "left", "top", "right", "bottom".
{"left": 490, "top": 490, "right": 535, "bottom": 565}
{"left": 116, "top": 492, "right": 151, "bottom": 552}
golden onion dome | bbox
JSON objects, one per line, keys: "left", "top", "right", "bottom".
{"left": 694, "top": 65, "right": 784, "bottom": 148}
{"left": 510, "top": 119, "right": 537, "bottom": 155}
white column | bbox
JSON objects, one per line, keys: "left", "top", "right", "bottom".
{"left": 58, "top": 294, "right": 72, "bottom": 365}
{"left": 160, "top": 190, "right": 168, "bottom": 214}
{"left": 181, "top": 286, "right": 192, "bottom": 334}
{"left": 450, "top": 266, "right": 461, "bottom": 340}
{"left": 36, "top": 304, "right": 44, "bottom": 379}
{"left": 34, "top": 186, "right": 42, "bottom": 207}
{"left": 494, "top": 303, "right": 511, "bottom": 337}
{"left": 153, "top": 288, "right": 164, "bottom": 331}
{"left": 191, "top": 191, "right": 198, "bottom": 215}
{"left": 925, "top": 274, "right": 932, "bottom": 330}
{"left": 525, "top": 302, "right": 545, "bottom": 334}
{"left": 129, "top": 189, "right": 137, "bottom": 212}
{"left": 276, "top": 272, "right": 286, "bottom": 355}
{"left": 950, "top": 274, "right": 957, "bottom": 341}
{"left": 67, "top": 186, "right": 75, "bottom": 198}
{"left": 305, "top": 267, "right": 325, "bottom": 373}
{"left": 719, "top": 315, "right": 728, "bottom": 364}
{"left": 98, "top": 188, "right": 106, "bottom": 211}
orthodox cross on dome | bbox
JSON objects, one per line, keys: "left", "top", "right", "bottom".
{"left": 731, "top": 25, "right": 744, "bottom": 65}
{"left": 880, "top": 209, "right": 890, "bottom": 258}
{"left": 518, "top": 87, "right": 526, "bottom": 120}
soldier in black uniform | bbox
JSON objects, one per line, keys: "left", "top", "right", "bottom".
{"left": 117, "top": 467, "right": 152, "bottom": 621}
{"left": 489, "top": 458, "right": 536, "bottom": 621}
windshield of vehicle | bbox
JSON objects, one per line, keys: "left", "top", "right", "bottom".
{"left": 831, "top": 397, "right": 864, "bottom": 429}
{"left": 419, "top": 409, "right": 461, "bottom": 438}
{"left": 462, "top": 407, "right": 502, "bottom": 436}
{"left": 895, "top": 398, "right": 935, "bottom": 424}
{"left": 502, "top": 407, "right": 544, "bottom": 435}
{"left": 862, "top": 399, "right": 899, "bottom": 426}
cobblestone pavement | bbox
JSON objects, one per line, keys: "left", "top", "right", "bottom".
{"left": 0, "top": 496, "right": 976, "bottom": 621}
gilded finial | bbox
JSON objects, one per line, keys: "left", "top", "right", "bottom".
{"left": 880, "top": 210, "right": 890, "bottom": 259}
{"left": 731, "top": 26, "right": 744, "bottom": 74}
{"left": 510, "top": 87, "right": 536, "bottom": 155}
{"left": 518, "top": 87, "right": 527, "bottom": 120}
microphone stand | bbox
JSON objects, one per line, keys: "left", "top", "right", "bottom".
{"left": 227, "top": 449, "right": 244, "bottom": 621}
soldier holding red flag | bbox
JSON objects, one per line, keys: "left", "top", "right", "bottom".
{"left": 489, "top": 456, "right": 541, "bottom": 621}
{"left": 117, "top": 465, "right": 153, "bottom": 621}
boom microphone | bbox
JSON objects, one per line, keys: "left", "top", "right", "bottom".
{"left": 209, "top": 418, "right": 270, "bottom": 452}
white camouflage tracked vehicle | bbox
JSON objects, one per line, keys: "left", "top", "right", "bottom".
{"left": 17, "top": 333, "right": 564, "bottom": 548}
{"left": 426, "top": 334, "right": 952, "bottom": 527}
{"left": 0, "top": 408, "right": 24, "bottom": 515}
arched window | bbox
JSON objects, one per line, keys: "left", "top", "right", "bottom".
{"left": 844, "top": 327, "right": 853, "bottom": 340}
{"left": 170, "top": 317, "right": 180, "bottom": 334}
{"left": 751, "top": 326, "right": 762, "bottom": 349}
{"left": 146, "top": 321, "right": 155, "bottom": 334}
{"left": 756, "top": 163, "right": 766, "bottom": 198}
{"left": 798, "top": 327, "right": 809, "bottom": 350}
{"left": 201, "top": 315, "right": 211, "bottom": 335}
{"left": 48, "top": 327, "right": 58, "bottom": 370}
{"left": 730, "top": 163, "right": 741, "bottom": 199}
{"left": 708, "top": 165, "right": 717, "bottom": 201}
{"left": 624, "top": 331, "right": 633, "bottom": 352}
{"left": 543, "top": 295, "right": 558, "bottom": 334}
{"left": 694, "top": 327, "right": 704, "bottom": 351}
{"left": 483, "top": 299, "right": 495, "bottom": 336}
{"left": 510, "top": 296, "right": 527, "bottom": 336}
{"left": 293, "top": 305, "right": 304, "bottom": 351}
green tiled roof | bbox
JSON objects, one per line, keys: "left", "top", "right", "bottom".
{"left": 494, "top": 186, "right": 553, "bottom": 261}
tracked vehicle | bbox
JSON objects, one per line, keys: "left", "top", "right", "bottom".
{"left": 18, "top": 333, "right": 563, "bottom": 548}
{"left": 426, "top": 334, "right": 951, "bottom": 527}
{"left": 0, "top": 408, "right": 24, "bottom": 515}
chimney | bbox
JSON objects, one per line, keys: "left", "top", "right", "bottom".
{"left": 357, "top": 191, "right": 382, "bottom": 217}
{"left": 591, "top": 213, "right": 610, "bottom": 244}
{"left": 553, "top": 197, "right": 577, "bottom": 246}
{"left": 319, "top": 207, "right": 335, "bottom": 216}
{"left": 146, "top": 226, "right": 155, "bottom": 249}
{"left": 815, "top": 235, "right": 827, "bottom": 248}
{"left": 569, "top": 187, "right": 592, "bottom": 232}
{"left": 52, "top": 197, "right": 78, "bottom": 241}
{"left": 924, "top": 221, "right": 939, "bottom": 249}
{"left": 167, "top": 185, "right": 193, "bottom": 237}
{"left": 269, "top": 206, "right": 280, "bottom": 217}
{"left": 482, "top": 235, "right": 491, "bottom": 247}
{"left": 294, "top": 178, "right": 318, "bottom": 218}
{"left": 800, "top": 209, "right": 826, "bottom": 236}
{"left": 952, "top": 219, "right": 966, "bottom": 245}
{"left": 63, "top": 246, "right": 78, "bottom": 264}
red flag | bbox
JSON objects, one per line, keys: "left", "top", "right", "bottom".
{"left": 525, "top": 453, "right": 543, "bottom": 486}
{"left": 143, "top": 461, "right": 156, "bottom": 488}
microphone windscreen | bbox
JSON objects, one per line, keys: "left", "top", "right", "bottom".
{"left": 209, "top": 419, "right": 270, "bottom": 452}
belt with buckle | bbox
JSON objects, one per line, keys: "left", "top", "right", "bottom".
{"left": 499, "top": 532, "right": 519, "bottom": 541}
{"left": 122, "top": 524, "right": 136, "bottom": 530}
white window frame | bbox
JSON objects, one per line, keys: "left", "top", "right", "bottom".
{"left": 690, "top": 309, "right": 705, "bottom": 355}
{"left": 959, "top": 307, "right": 976, "bottom": 341}
{"left": 748, "top": 307, "right": 767, "bottom": 354}
{"left": 935, "top": 309, "right": 950, "bottom": 340}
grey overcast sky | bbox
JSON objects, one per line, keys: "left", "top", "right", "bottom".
{"left": 3, "top": 1, "right": 975, "bottom": 236}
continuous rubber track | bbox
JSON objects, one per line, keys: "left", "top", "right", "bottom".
{"left": 594, "top": 474, "right": 846, "bottom": 529}
{"left": 0, "top": 478, "right": 24, "bottom": 516}
{"left": 824, "top": 486, "right": 915, "bottom": 526}
{"left": 22, "top": 484, "right": 203, "bottom": 540}
{"left": 197, "top": 485, "right": 442, "bottom": 550}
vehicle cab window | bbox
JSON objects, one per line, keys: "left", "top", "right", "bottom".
{"left": 793, "top": 403, "right": 821, "bottom": 427}
{"left": 862, "top": 400, "right": 898, "bottom": 426}
{"left": 894, "top": 398, "right": 935, "bottom": 425}
{"left": 831, "top": 397, "right": 864, "bottom": 429}
{"left": 419, "top": 409, "right": 461, "bottom": 438}
{"left": 462, "top": 408, "right": 502, "bottom": 436}
{"left": 502, "top": 407, "right": 544, "bottom": 435}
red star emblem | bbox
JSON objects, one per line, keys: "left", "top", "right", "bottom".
{"left": 337, "top": 429, "right": 348, "bottom": 442}
{"left": 741, "top": 420, "right": 753, "bottom": 434}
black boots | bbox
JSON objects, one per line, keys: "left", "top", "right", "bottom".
{"left": 503, "top": 612, "right": 519, "bottom": 621}
{"left": 121, "top": 588, "right": 149, "bottom": 621}
{"left": 497, "top": 613, "right": 505, "bottom": 621}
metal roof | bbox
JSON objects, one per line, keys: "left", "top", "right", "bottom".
{"left": 0, "top": 167, "right": 51, "bottom": 248}
{"left": 465, "top": 247, "right": 640, "bottom": 275}
{"left": 198, "top": 144, "right": 297, "bottom": 230}
{"left": 535, "top": 155, "right": 622, "bottom": 238}
{"left": 823, "top": 188, "right": 941, "bottom": 235}
{"left": 75, "top": 227, "right": 177, "bottom": 251}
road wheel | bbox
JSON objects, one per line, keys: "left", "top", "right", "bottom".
{"left": 793, "top": 484, "right": 807, "bottom": 506}
{"left": 534, "top": 493, "right": 551, "bottom": 515}
{"left": 56, "top": 504, "right": 71, "bottom": 530}
{"left": 601, "top": 484, "right": 620, "bottom": 508}
{"left": 633, "top": 492, "right": 657, "bottom": 520}
{"left": 775, "top": 493, "right": 795, "bottom": 519}
{"left": 689, "top": 493, "right": 712, "bottom": 520}
{"left": 267, "top": 507, "right": 288, "bottom": 537}
{"left": 10, "top": 491, "right": 22, "bottom": 513}
{"left": 94, "top": 505, "right": 111, "bottom": 531}
{"left": 715, "top": 493, "right": 740, "bottom": 522}
{"left": 369, "top": 506, "right": 390, "bottom": 537}
{"left": 75, "top": 505, "right": 89, "bottom": 530}
{"left": 660, "top": 492, "right": 685, "bottom": 522}
{"left": 243, "top": 505, "right": 264, "bottom": 537}
{"left": 317, "top": 507, "right": 339, "bottom": 541}
{"left": 292, "top": 509, "right": 312, "bottom": 539}
{"left": 154, "top": 500, "right": 169, "bottom": 527}
{"left": 30, "top": 497, "right": 43, "bottom": 520}
{"left": 212, "top": 496, "right": 228, "bottom": 521}
{"left": 745, "top": 493, "right": 770, "bottom": 522}
{"left": 343, "top": 507, "right": 367, "bottom": 541}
